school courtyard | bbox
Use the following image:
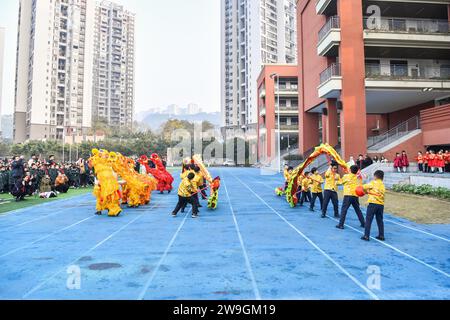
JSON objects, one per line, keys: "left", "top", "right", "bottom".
{"left": 0, "top": 168, "right": 449, "bottom": 300}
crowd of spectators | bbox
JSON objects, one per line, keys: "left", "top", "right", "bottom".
{"left": 0, "top": 155, "right": 94, "bottom": 202}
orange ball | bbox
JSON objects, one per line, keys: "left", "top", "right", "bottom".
{"left": 355, "top": 186, "right": 366, "bottom": 197}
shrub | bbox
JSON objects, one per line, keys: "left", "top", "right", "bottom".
{"left": 392, "top": 184, "right": 450, "bottom": 201}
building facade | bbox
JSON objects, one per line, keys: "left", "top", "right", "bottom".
{"left": 92, "top": 0, "right": 135, "bottom": 129}
{"left": 0, "top": 27, "right": 5, "bottom": 138}
{"left": 297, "top": 0, "right": 450, "bottom": 160}
{"left": 257, "top": 64, "right": 298, "bottom": 162}
{"left": 221, "top": 0, "right": 297, "bottom": 138}
{"left": 13, "top": 0, "right": 135, "bottom": 143}
{"left": 14, "top": 0, "right": 96, "bottom": 143}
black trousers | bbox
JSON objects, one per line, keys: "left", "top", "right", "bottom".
{"left": 322, "top": 190, "right": 339, "bottom": 217}
{"left": 418, "top": 163, "right": 424, "bottom": 172}
{"left": 299, "top": 190, "right": 311, "bottom": 205}
{"left": 339, "top": 196, "right": 365, "bottom": 227}
{"left": 80, "top": 173, "right": 88, "bottom": 186}
{"left": 173, "top": 195, "right": 198, "bottom": 215}
{"left": 310, "top": 192, "right": 323, "bottom": 210}
{"left": 364, "top": 203, "right": 385, "bottom": 238}
{"left": 55, "top": 184, "right": 69, "bottom": 194}
{"left": 181, "top": 193, "right": 200, "bottom": 211}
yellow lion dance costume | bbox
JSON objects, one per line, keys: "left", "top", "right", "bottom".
{"left": 110, "top": 152, "right": 158, "bottom": 207}
{"left": 89, "top": 149, "right": 122, "bottom": 217}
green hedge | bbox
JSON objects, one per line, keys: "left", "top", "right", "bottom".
{"left": 392, "top": 184, "right": 450, "bottom": 201}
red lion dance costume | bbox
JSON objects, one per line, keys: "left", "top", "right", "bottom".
{"left": 139, "top": 154, "right": 174, "bottom": 193}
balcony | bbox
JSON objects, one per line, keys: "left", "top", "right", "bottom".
{"left": 363, "top": 17, "right": 450, "bottom": 50}
{"left": 275, "top": 86, "right": 298, "bottom": 97}
{"left": 318, "top": 63, "right": 342, "bottom": 98}
{"left": 365, "top": 63, "right": 450, "bottom": 90}
{"left": 260, "top": 105, "right": 266, "bottom": 117}
{"left": 276, "top": 106, "right": 298, "bottom": 115}
{"left": 278, "top": 124, "right": 299, "bottom": 133}
{"left": 316, "top": 0, "right": 337, "bottom": 16}
{"left": 318, "top": 16, "right": 340, "bottom": 56}
{"left": 259, "top": 123, "right": 266, "bottom": 134}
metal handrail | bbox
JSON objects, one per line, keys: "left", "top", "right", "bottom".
{"left": 365, "top": 63, "right": 450, "bottom": 80}
{"left": 318, "top": 16, "right": 340, "bottom": 42}
{"left": 367, "top": 116, "right": 420, "bottom": 149}
{"left": 363, "top": 17, "right": 450, "bottom": 34}
{"left": 319, "top": 63, "right": 341, "bottom": 84}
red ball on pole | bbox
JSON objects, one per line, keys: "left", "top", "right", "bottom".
{"left": 355, "top": 185, "right": 366, "bottom": 197}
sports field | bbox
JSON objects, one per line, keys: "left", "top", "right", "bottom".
{"left": 0, "top": 168, "right": 449, "bottom": 300}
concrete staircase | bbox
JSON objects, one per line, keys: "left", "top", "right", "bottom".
{"left": 367, "top": 116, "right": 421, "bottom": 153}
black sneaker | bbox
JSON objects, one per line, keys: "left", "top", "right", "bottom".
{"left": 334, "top": 214, "right": 340, "bottom": 218}
{"left": 376, "top": 236, "right": 385, "bottom": 241}
{"left": 321, "top": 214, "right": 326, "bottom": 218}
{"left": 192, "top": 213, "right": 198, "bottom": 218}
{"left": 309, "top": 208, "right": 314, "bottom": 212}
{"left": 361, "top": 236, "right": 370, "bottom": 241}
{"left": 172, "top": 212, "right": 177, "bottom": 217}
{"left": 95, "top": 211, "right": 102, "bottom": 216}
{"left": 336, "top": 225, "right": 344, "bottom": 230}
{"left": 198, "top": 204, "right": 203, "bottom": 208}
{"left": 360, "top": 224, "right": 365, "bottom": 228}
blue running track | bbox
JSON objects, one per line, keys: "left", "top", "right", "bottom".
{"left": 0, "top": 168, "right": 449, "bottom": 300}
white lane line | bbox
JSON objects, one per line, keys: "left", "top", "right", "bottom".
{"left": 254, "top": 178, "right": 450, "bottom": 276}
{"left": 383, "top": 218, "right": 450, "bottom": 243}
{"left": 137, "top": 210, "right": 190, "bottom": 300}
{"left": 0, "top": 216, "right": 94, "bottom": 259}
{"left": 23, "top": 204, "right": 158, "bottom": 299}
{"left": 0, "top": 206, "right": 85, "bottom": 231}
{"left": 327, "top": 216, "right": 450, "bottom": 278}
{"left": 222, "top": 172, "right": 261, "bottom": 300}
{"left": 231, "top": 173, "right": 380, "bottom": 300}
{"left": 255, "top": 179, "right": 450, "bottom": 244}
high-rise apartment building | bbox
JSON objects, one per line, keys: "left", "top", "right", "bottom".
{"left": 92, "top": 0, "right": 135, "bottom": 129}
{"left": 221, "top": 0, "right": 297, "bottom": 136}
{"left": 14, "top": 0, "right": 96, "bottom": 143}
{"left": 0, "top": 27, "right": 5, "bottom": 138}
{"left": 13, "top": 0, "right": 135, "bottom": 143}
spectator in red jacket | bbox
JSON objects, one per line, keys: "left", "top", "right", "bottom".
{"left": 436, "top": 150, "right": 445, "bottom": 174}
{"left": 393, "top": 153, "right": 403, "bottom": 173}
{"left": 428, "top": 150, "right": 436, "bottom": 173}
{"left": 400, "top": 151, "right": 409, "bottom": 173}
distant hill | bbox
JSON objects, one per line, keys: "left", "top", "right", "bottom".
{"left": 141, "top": 112, "right": 221, "bottom": 131}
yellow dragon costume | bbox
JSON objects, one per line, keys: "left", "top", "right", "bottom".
{"left": 282, "top": 144, "right": 349, "bottom": 207}
{"left": 89, "top": 149, "right": 122, "bottom": 217}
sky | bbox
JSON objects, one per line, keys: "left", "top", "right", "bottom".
{"left": 0, "top": 0, "right": 221, "bottom": 116}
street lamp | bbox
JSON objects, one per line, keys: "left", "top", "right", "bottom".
{"left": 270, "top": 72, "right": 281, "bottom": 173}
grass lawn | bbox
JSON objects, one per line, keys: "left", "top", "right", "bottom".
{"left": 0, "top": 187, "right": 93, "bottom": 215}
{"left": 338, "top": 190, "right": 450, "bottom": 225}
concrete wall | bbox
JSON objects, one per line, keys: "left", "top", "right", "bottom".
{"left": 420, "top": 104, "right": 450, "bottom": 147}
{"left": 410, "top": 175, "right": 450, "bottom": 189}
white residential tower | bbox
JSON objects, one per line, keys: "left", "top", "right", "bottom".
{"left": 221, "top": 0, "right": 297, "bottom": 135}
{"left": 92, "top": 0, "right": 135, "bottom": 129}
